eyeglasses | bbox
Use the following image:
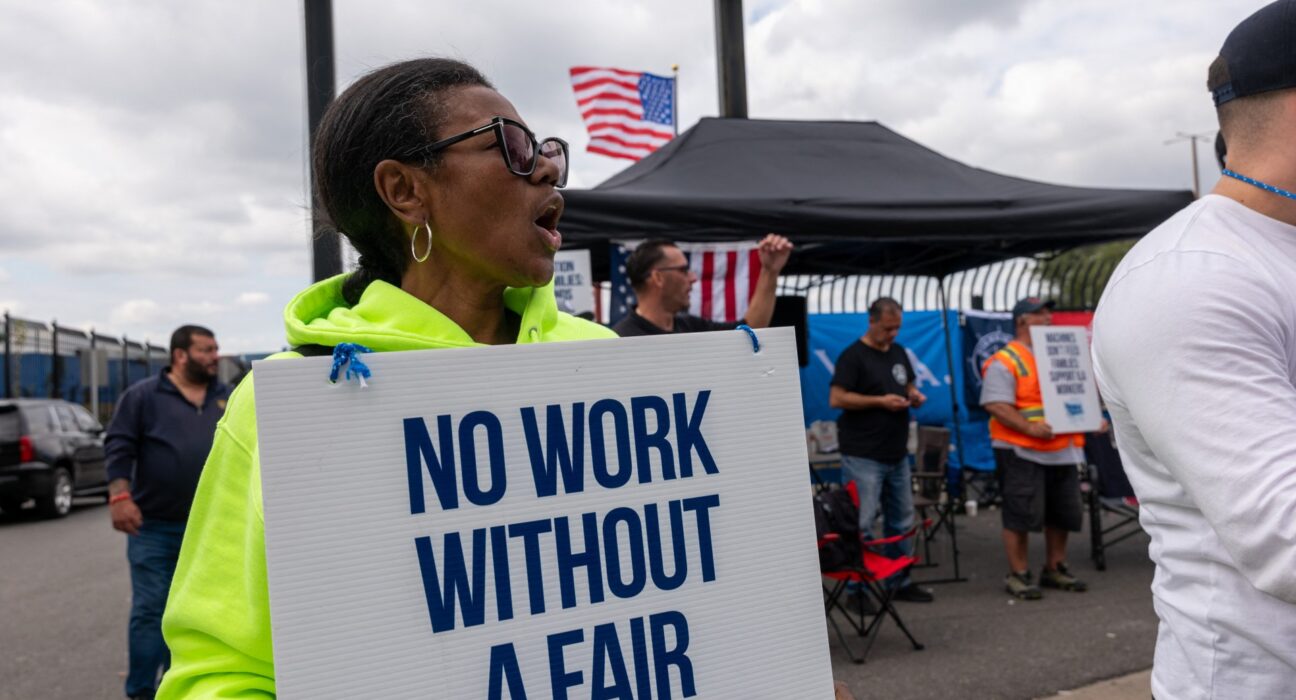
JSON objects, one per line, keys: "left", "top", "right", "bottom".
{"left": 420, "top": 116, "right": 569, "bottom": 188}
{"left": 654, "top": 264, "right": 691, "bottom": 275}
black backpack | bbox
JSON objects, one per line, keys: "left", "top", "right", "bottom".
{"left": 813, "top": 485, "right": 861, "bottom": 571}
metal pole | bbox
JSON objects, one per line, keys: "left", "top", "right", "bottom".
{"left": 305, "top": 0, "right": 342, "bottom": 281}
{"left": 1166, "top": 131, "right": 1213, "bottom": 200}
{"left": 89, "top": 331, "right": 99, "bottom": 419}
{"left": 3, "top": 312, "right": 10, "bottom": 399}
{"left": 936, "top": 277, "right": 967, "bottom": 583}
{"left": 713, "top": 0, "right": 748, "bottom": 118}
{"left": 671, "top": 64, "right": 680, "bottom": 137}
{"left": 51, "top": 320, "right": 59, "bottom": 399}
{"left": 121, "top": 334, "right": 129, "bottom": 390}
{"left": 1190, "top": 135, "right": 1201, "bottom": 200}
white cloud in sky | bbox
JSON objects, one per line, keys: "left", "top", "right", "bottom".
{"left": 0, "top": 0, "right": 1269, "bottom": 351}
{"left": 109, "top": 299, "right": 164, "bottom": 327}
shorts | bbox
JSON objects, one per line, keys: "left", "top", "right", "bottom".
{"left": 995, "top": 448, "right": 1083, "bottom": 533}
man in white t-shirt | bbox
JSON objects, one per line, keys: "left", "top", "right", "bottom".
{"left": 1091, "top": 3, "right": 1296, "bottom": 698}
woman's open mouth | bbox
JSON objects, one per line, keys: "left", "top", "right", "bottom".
{"left": 533, "top": 194, "right": 564, "bottom": 252}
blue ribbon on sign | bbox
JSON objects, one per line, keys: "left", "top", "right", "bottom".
{"left": 329, "top": 343, "right": 374, "bottom": 387}
{"left": 736, "top": 324, "right": 760, "bottom": 354}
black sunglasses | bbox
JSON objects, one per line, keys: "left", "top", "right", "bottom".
{"left": 420, "top": 116, "right": 569, "bottom": 188}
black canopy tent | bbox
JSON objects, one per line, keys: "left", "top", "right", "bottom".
{"left": 560, "top": 118, "right": 1192, "bottom": 278}
{"left": 559, "top": 119, "right": 1191, "bottom": 583}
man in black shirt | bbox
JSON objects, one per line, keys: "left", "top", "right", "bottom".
{"left": 611, "top": 235, "right": 792, "bottom": 336}
{"left": 105, "top": 325, "right": 229, "bottom": 699}
{"left": 829, "top": 298, "right": 933, "bottom": 602}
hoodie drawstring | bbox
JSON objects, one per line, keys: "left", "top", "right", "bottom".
{"left": 329, "top": 343, "right": 374, "bottom": 387}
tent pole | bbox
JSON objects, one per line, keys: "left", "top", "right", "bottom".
{"left": 671, "top": 64, "right": 680, "bottom": 137}
{"left": 929, "top": 276, "right": 968, "bottom": 584}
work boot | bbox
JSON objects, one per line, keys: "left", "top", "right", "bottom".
{"left": 1040, "top": 563, "right": 1088, "bottom": 592}
{"left": 1004, "top": 570, "right": 1043, "bottom": 600}
{"left": 893, "top": 583, "right": 935, "bottom": 603}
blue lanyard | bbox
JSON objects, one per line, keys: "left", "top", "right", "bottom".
{"left": 1221, "top": 169, "right": 1296, "bottom": 201}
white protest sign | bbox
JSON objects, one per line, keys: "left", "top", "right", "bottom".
{"left": 1030, "top": 325, "right": 1102, "bottom": 434}
{"left": 253, "top": 328, "right": 834, "bottom": 699}
{"left": 553, "top": 249, "right": 594, "bottom": 315}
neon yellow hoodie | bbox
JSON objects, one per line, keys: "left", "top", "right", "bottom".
{"left": 157, "top": 275, "right": 616, "bottom": 698}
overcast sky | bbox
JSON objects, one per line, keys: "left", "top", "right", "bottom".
{"left": 0, "top": 0, "right": 1262, "bottom": 353}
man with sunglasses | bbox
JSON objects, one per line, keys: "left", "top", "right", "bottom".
{"left": 612, "top": 234, "right": 793, "bottom": 337}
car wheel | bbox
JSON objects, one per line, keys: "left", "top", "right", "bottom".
{"left": 35, "top": 467, "right": 74, "bottom": 518}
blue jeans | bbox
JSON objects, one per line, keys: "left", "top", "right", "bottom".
{"left": 126, "top": 520, "right": 185, "bottom": 697}
{"left": 841, "top": 455, "right": 914, "bottom": 587}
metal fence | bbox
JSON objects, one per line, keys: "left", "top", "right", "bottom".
{"left": 777, "top": 255, "right": 1119, "bottom": 314}
{"left": 1, "top": 313, "right": 168, "bottom": 423}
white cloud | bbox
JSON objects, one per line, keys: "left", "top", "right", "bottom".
{"left": 0, "top": 0, "right": 1271, "bottom": 352}
{"left": 109, "top": 299, "right": 164, "bottom": 326}
{"left": 236, "top": 292, "right": 270, "bottom": 306}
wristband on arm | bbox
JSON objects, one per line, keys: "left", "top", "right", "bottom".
{"left": 109, "top": 492, "right": 132, "bottom": 505}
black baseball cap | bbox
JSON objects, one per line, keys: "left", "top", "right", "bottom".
{"left": 1012, "top": 297, "right": 1055, "bottom": 323}
{"left": 1209, "top": 0, "right": 1296, "bottom": 106}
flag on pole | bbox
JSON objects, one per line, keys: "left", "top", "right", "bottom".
{"left": 609, "top": 240, "right": 761, "bottom": 326}
{"left": 569, "top": 66, "right": 675, "bottom": 161}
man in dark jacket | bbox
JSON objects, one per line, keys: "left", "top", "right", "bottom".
{"left": 105, "top": 325, "right": 229, "bottom": 700}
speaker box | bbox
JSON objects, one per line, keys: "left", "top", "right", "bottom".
{"left": 771, "top": 295, "right": 809, "bottom": 367}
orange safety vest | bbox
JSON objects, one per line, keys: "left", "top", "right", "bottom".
{"left": 981, "top": 340, "right": 1084, "bottom": 452}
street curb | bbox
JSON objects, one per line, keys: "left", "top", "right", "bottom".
{"left": 1037, "top": 669, "right": 1151, "bottom": 699}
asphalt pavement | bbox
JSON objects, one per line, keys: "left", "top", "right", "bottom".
{"left": 0, "top": 495, "right": 1156, "bottom": 700}
{"left": 0, "top": 498, "right": 129, "bottom": 700}
{"left": 828, "top": 504, "right": 1157, "bottom": 700}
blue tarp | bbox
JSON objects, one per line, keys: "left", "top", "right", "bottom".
{"left": 798, "top": 311, "right": 1000, "bottom": 486}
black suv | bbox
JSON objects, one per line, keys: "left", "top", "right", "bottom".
{"left": 0, "top": 399, "right": 108, "bottom": 518}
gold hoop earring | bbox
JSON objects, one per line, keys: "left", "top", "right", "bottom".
{"left": 410, "top": 221, "right": 433, "bottom": 263}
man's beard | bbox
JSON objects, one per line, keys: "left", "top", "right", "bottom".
{"left": 181, "top": 354, "right": 215, "bottom": 384}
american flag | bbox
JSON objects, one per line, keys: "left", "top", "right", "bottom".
{"left": 569, "top": 66, "right": 675, "bottom": 161}
{"left": 609, "top": 240, "right": 761, "bottom": 326}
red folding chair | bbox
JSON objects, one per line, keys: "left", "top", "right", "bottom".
{"left": 818, "top": 481, "right": 926, "bottom": 664}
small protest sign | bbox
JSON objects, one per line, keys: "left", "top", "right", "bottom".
{"left": 1030, "top": 325, "right": 1102, "bottom": 434}
{"left": 552, "top": 249, "right": 594, "bottom": 316}
{"left": 253, "top": 328, "right": 833, "bottom": 699}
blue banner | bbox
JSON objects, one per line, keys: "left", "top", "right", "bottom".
{"left": 798, "top": 311, "right": 998, "bottom": 480}
{"left": 800, "top": 311, "right": 953, "bottom": 427}
{"left": 960, "top": 311, "right": 1014, "bottom": 419}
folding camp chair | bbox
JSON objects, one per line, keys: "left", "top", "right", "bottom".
{"left": 960, "top": 465, "right": 1002, "bottom": 510}
{"left": 817, "top": 482, "right": 925, "bottom": 664}
{"left": 1082, "top": 430, "right": 1141, "bottom": 571}
{"left": 910, "top": 426, "right": 965, "bottom": 583}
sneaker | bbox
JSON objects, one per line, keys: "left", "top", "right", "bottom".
{"left": 893, "top": 583, "right": 935, "bottom": 603}
{"left": 1005, "top": 570, "right": 1043, "bottom": 600}
{"left": 1040, "top": 563, "right": 1088, "bottom": 592}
